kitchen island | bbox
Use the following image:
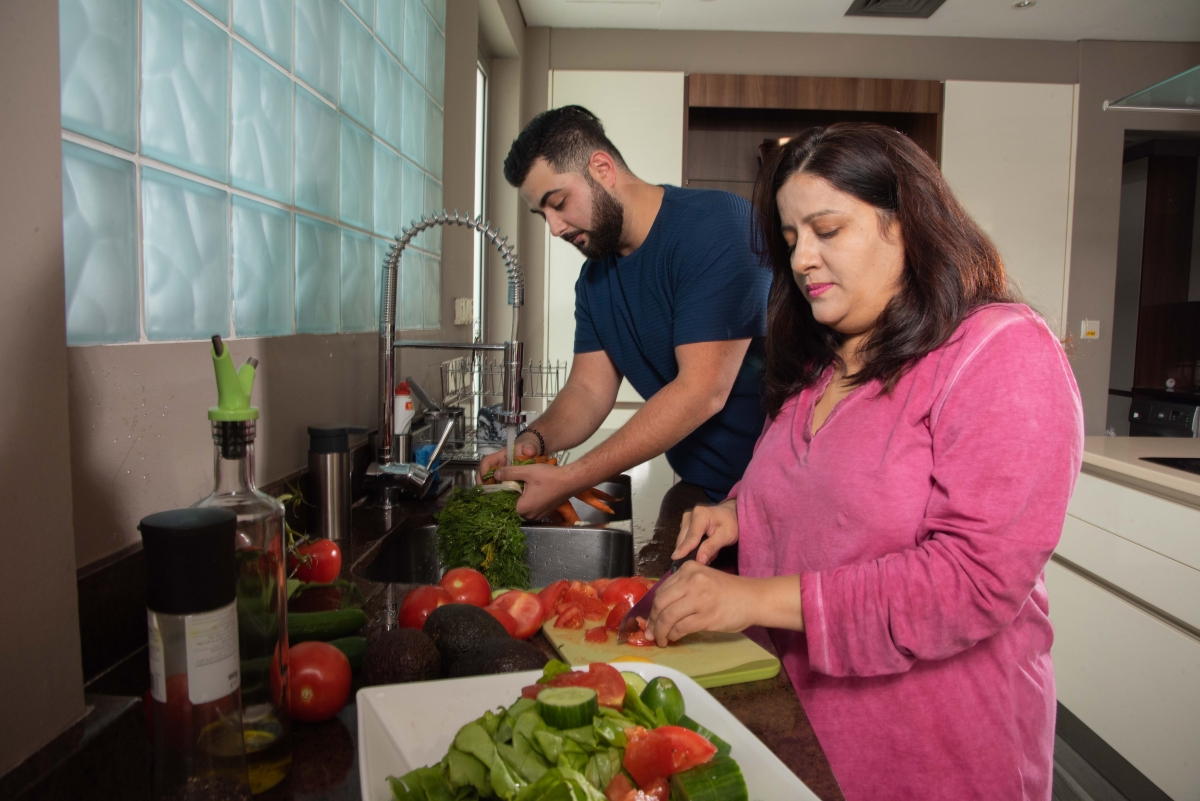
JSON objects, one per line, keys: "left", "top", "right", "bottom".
{"left": 259, "top": 473, "right": 844, "bottom": 801}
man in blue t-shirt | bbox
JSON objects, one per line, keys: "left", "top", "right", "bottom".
{"left": 481, "top": 106, "right": 770, "bottom": 522}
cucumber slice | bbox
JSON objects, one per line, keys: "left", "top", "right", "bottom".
{"left": 678, "top": 715, "right": 732, "bottom": 759}
{"left": 668, "top": 756, "right": 748, "bottom": 801}
{"left": 641, "top": 677, "right": 685, "bottom": 725}
{"left": 621, "top": 671, "right": 648, "bottom": 695}
{"left": 536, "top": 686, "right": 599, "bottom": 730}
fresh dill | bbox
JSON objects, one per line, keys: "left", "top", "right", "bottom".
{"left": 435, "top": 487, "right": 531, "bottom": 589}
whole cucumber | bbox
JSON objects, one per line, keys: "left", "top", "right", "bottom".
{"left": 327, "top": 635, "right": 367, "bottom": 671}
{"left": 288, "top": 608, "right": 368, "bottom": 644}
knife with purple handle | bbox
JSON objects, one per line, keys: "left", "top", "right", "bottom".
{"left": 616, "top": 543, "right": 702, "bottom": 644}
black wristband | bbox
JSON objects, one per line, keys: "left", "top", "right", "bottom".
{"left": 525, "top": 427, "right": 546, "bottom": 456}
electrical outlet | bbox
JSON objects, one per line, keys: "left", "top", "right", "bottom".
{"left": 1080, "top": 319, "right": 1100, "bottom": 340}
{"left": 454, "top": 297, "right": 474, "bottom": 326}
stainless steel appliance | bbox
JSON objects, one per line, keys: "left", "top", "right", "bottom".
{"left": 1128, "top": 388, "right": 1199, "bottom": 437}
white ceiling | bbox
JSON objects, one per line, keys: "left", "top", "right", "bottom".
{"left": 518, "top": 0, "right": 1200, "bottom": 43}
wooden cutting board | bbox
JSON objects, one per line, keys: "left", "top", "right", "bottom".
{"left": 542, "top": 623, "right": 780, "bottom": 689}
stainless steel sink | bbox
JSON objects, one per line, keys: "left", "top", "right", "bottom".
{"left": 360, "top": 514, "right": 634, "bottom": 586}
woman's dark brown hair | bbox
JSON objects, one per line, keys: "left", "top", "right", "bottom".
{"left": 752, "top": 123, "right": 1014, "bottom": 417}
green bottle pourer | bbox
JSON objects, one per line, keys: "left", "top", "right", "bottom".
{"left": 208, "top": 335, "right": 259, "bottom": 422}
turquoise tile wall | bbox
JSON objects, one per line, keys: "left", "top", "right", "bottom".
{"left": 341, "top": 229, "right": 376, "bottom": 332}
{"left": 61, "top": 142, "right": 140, "bottom": 344}
{"left": 232, "top": 196, "right": 293, "bottom": 336}
{"left": 59, "top": 0, "right": 138, "bottom": 151}
{"left": 231, "top": 43, "right": 293, "bottom": 203}
{"left": 59, "top": 0, "right": 445, "bottom": 345}
{"left": 339, "top": 117, "right": 374, "bottom": 230}
{"left": 232, "top": 0, "right": 292, "bottom": 69}
{"left": 141, "top": 167, "right": 230, "bottom": 340}
{"left": 140, "top": 0, "right": 229, "bottom": 182}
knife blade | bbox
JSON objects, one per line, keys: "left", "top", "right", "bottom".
{"left": 616, "top": 543, "right": 701, "bottom": 644}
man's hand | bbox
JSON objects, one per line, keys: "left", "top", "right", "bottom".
{"left": 477, "top": 433, "right": 540, "bottom": 482}
{"left": 493, "top": 462, "right": 583, "bottom": 519}
{"left": 673, "top": 500, "right": 739, "bottom": 566}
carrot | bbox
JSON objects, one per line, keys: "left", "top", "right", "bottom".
{"left": 587, "top": 487, "right": 616, "bottom": 503}
{"left": 556, "top": 501, "right": 581, "bottom": 526}
{"left": 574, "top": 489, "right": 615, "bottom": 515}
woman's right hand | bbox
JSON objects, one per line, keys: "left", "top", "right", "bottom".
{"left": 673, "top": 499, "right": 739, "bottom": 566}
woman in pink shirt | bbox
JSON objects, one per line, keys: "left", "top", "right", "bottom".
{"left": 645, "top": 124, "right": 1083, "bottom": 800}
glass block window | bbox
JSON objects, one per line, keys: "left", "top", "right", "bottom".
{"left": 58, "top": 0, "right": 446, "bottom": 345}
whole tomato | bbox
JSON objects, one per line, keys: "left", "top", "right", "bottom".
{"left": 287, "top": 641, "right": 351, "bottom": 723}
{"left": 290, "top": 538, "right": 342, "bottom": 584}
{"left": 438, "top": 567, "right": 492, "bottom": 607}
{"left": 483, "top": 605, "right": 520, "bottom": 637}
{"left": 398, "top": 585, "right": 453, "bottom": 629}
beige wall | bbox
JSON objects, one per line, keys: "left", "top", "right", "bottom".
{"left": 1066, "top": 40, "right": 1200, "bottom": 434}
{"left": 70, "top": 0, "right": 484, "bottom": 569}
{"left": 0, "top": 0, "right": 86, "bottom": 777}
{"left": 515, "top": 27, "right": 1200, "bottom": 434}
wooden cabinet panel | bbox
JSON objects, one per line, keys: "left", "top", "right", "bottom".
{"left": 688, "top": 74, "right": 943, "bottom": 114}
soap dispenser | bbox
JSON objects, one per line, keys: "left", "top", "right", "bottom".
{"left": 194, "top": 336, "right": 291, "bottom": 793}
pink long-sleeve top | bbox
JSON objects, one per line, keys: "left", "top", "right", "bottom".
{"left": 730, "top": 304, "right": 1084, "bottom": 801}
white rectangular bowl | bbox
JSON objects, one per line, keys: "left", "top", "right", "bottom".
{"left": 358, "top": 662, "right": 820, "bottom": 801}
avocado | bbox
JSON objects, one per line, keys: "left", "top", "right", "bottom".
{"left": 362, "top": 627, "right": 441, "bottom": 686}
{"left": 447, "top": 637, "right": 550, "bottom": 679}
{"left": 423, "top": 603, "right": 510, "bottom": 670}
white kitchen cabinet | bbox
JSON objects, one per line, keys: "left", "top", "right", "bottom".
{"left": 543, "top": 70, "right": 685, "bottom": 427}
{"left": 941, "top": 81, "right": 1079, "bottom": 337}
{"left": 1047, "top": 560, "right": 1200, "bottom": 801}
{"left": 1050, "top": 470, "right": 1200, "bottom": 800}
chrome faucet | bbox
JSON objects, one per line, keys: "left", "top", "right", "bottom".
{"left": 370, "top": 211, "right": 525, "bottom": 503}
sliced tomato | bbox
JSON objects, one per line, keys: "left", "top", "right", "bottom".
{"left": 538, "top": 580, "right": 569, "bottom": 622}
{"left": 603, "top": 577, "right": 649, "bottom": 609}
{"left": 566, "top": 588, "right": 609, "bottom": 620}
{"left": 623, "top": 725, "right": 717, "bottom": 786}
{"left": 483, "top": 605, "right": 519, "bottom": 637}
{"left": 553, "top": 604, "right": 584, "bottom": 629}
{"left": 605, "top": 774, "right": 635, "bottom": 801}
{"left": 590, "top": 578, "right": 613, "bottom": 595}
{"left": 605, "top": 600, "right": 632, "bottom": 632}
{"left": 491, "top": 590, "right": 545, "bottom": 639}
{"left": 635, "top": 576, "right": 657, "bottom": 589}
{"left": 520, "top": 684, "right": 542, "bottom": 700}
{"left": 585, "top": 625, "right": 609, "bottom": 644}
{"left": 625, "top": 629, "right": 656, "bottom": 647}
{"left": 579, "top": 583, "right": 599, "bottom": 598}
{"left": 542, "top": 662, "right": 626, "bottom": 709}
{"left": 641, "top": 778, "right": 669, "bottom": 801}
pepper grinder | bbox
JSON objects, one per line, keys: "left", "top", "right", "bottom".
{"left": 308, "top": 425, "right": 367, "bottom": 541}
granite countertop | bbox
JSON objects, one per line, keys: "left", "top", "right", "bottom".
{"left": 260, "top": 472, "right": 843, "bottom": 801}
{"left": 1082, "top": 435, "right": 1200, "bottom": 510}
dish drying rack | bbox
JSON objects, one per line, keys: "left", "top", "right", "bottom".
{"left": 422, "top": 354, "right": 568, "bottom": 463}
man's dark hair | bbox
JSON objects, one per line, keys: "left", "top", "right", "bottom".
{"left": 503, "top": 105, "right": 627, "bottom": 187}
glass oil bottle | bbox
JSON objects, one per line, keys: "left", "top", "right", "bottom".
{"left": 195, "top": 336, "right": 291, "bottom": 793}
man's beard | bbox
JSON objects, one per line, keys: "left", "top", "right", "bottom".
{"left": 566, "top": 178, "right": 625, "bottom": 260}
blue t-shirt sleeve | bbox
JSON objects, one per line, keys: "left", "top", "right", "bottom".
{"left": 671, "top": 201, "right": 771, "bottom": 346}
{"left": 573, "top": 268, "right": 604, "bottom": 353}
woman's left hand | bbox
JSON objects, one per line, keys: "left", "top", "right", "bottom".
{"left": 645, "top": 562, "right": 760, "bottom": 646}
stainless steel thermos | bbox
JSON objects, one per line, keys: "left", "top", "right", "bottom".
{"left": 307, "top": 425, "right": 366, "bottom": 542}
